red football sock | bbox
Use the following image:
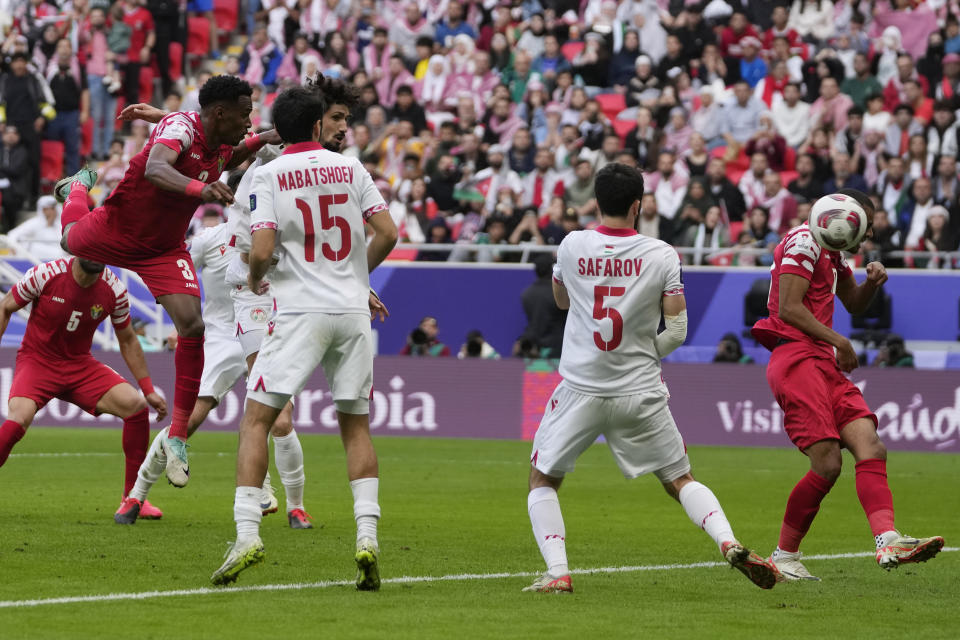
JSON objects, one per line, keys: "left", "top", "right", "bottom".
{"left": 60, "top": 182, "right": 90, "bottom": 232}
{"left": 170, "top": 335, "right": 204, "bottom": 440}
{"left": 0, "top": 420, "right": 26, "bottom": 467}
{"left": 778, "top": 470, "right": 836, "bottom": 553}
{"left": 121, "top": 408, "right": 149, "bottom": 496}
{"left": 854, "top": 458, "right": 896, "bottom": 536}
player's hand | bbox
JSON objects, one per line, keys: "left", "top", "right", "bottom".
{"left": 260, "top": 129, "right": 282, "bottom": 146}
{"left": 117, "top": 103, "right": 166, "bottom": 124}
{"left": 835, "top": 338, "right": 859, "bottom": 373}
{"left": 247, "top": 274, "right": 270, "bottom": 295}
{"left": 369, "top": 292, "right": 389, "bottom": 322}
{"left": 865, "top": 261, "right": 888, "bottom": 288}
{"left": 201, "top": 181, "right": 235, "bottom": 205}
{"left": 146, "top": 392, "right": 168, "bottom": 422}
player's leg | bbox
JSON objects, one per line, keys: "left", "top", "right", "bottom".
{"left": 156, "top": 291, "right": 205, "bottom": 487}
{"left": 210, "top": 396, "right": 281, "bottom": 585}
{"left": 338, "top": 409, "right": 382, "bottom": 591}
{"left": 56, "top": 168, "right": 99, "bottom": 249}
{"left": 524, "top": 467, "right": 572, "bottom": 593}
{"left": 840, "top": 418, "right": 944, "bottom": 569}
{"left": 95, "top": 382, "right": 153, "bottom": 523}
{"left": 269, "top": 402, "right": 311, "bottom": 528}
{"left": 0, "top": 397, "right": 39, "bottom": 466}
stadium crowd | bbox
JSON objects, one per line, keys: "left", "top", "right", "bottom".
{"left": 3, "top": 0, "right": 960, "bottom": 268}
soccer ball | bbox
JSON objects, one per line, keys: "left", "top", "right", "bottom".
{"left": 808, "top": 193, "right": 869, "bottom": 252}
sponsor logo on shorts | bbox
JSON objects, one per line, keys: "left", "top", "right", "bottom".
{"left": 251, "top": 308, "right": 268, "bottom": 323}
{"left": 186, "top": 282, "right": 199, "bottom": 289}
{"left": 90, "top": 304, "right": 103, "bottom": 319}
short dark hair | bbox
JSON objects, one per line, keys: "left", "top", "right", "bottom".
{"left": 396, "top": 84, "right": 414, "bottom": 96}
{"left": 894, "top": 103, "right": 915, "bottom": 116}
{"left": 304, "top": 74, "right": 360, "bottom": 113}
{"left": 847, "top": 105, "right": 864, "bottom": 117}
{"left": 594, "top": 163, "right": 645, "bottom": 218}
{"left": 934, "top": 99, "right": 955, "bottom": 112}
{"left": 272, "top": 86, "right": 324, "bottom": 144}
{"left": 9, "top": 51, "right": 28, "bottom": 62}
{"left": 198, "top": 75, "right": 253, "bottom": 109}
{"left": 415, "top": 36, "right": 434, "bottom": 48}
{"left": 374, "top": 26, "right": 388, "bottom": 36}
{"left": 836, "top": 187, "right": 875, "bottom": 216}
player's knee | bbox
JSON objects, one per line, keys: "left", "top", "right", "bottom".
{"left": 869, "top": 440, "right": 887, "bottom": 461}
{"left": 817, "top": 458, "right": 843, "bottom": 484}
{"left": 178, "top": 315, "right": 205, "bottom": 338}
{"left": 121, "top": 394, "right": 148, "bottom": 418}
{"left": 271, "top": 414, "right": 293, "bottom": 436}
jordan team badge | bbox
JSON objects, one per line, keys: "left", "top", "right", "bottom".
{"left": 90, "top": 304, "right": 103, "bottom": 319}
{"left": 218, "top": 154, "right": 226, "bottom": 174}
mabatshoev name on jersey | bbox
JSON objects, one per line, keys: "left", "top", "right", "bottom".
{"left": 276, "top": 165, "right": 355, "bottom": 191}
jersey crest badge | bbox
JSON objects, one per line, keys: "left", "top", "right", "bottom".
{"left": 250, "top": 307, "right": 268, "bottom": 323}
{"left": 218, "top": 154, "right": 226, "bottom": 174}
{"left": 90, "top": 304, "right": 104, "bottom": 319}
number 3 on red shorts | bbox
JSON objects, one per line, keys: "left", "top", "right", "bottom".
{"left": 176, "top": 258, "right": 195, "bottom": 281}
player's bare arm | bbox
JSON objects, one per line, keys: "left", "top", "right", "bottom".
{"left": 836, "top": 262, "right": 888, "bottom": 315}
{"left": 0, "top": 291, "right": 25, "bottom": 340}
{"left": 115, "top": 322, "right": 168, "bottom": 422}
{"left": 552, "top": 280, "right": 570, "bottom": 309}
{"left": 117, "top": 103, "right": 167, "bottom": 123}
{"left": 248, "top": 228, "right": 276, "bottom": 294}
{"left": 656, "top": 293, "right": 687, "bottom": 358}
{"left": 779, "top": 273, "right": 859, "bottom": 372}
{"left": 144, "top": 144, "right": 235, "bottom": 205}
{"left": 365, "top": 210, "right": 399, "bottom": 273}
{"left": 225, "top": 129, "right": 283, "bottom": 170}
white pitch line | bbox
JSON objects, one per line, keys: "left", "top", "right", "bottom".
{"left": 1, "top": 548, "right": 954, "bottom": 610}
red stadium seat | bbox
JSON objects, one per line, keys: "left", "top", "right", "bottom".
{"left": 612, "top": 119, "right": 634, "bottom": 141}
{"left": 728, "top": 220, "right": 744, "bottom": 240}
{"left": 783, "top": 146, "right": 796, "bottom": 171}
{"left": 139, "top": 66, "right": 154, "bottom": 104}
{"left": 263, "top": 92, "right": 278, "bottom": 107}
{"left": 168, "top": 42, "right": 183, "bottom": 82}
{"left": 188, "top": 16, "right": 211, "bottom": 57}
{"left": 214, "top": 0, "right": 238, "bottom": 33}
{"left": 81, "top": 117, "right": 92, "bottom": 158}
{"left": 561, "top": 41, "right": 584, "bottom": 62}
{"left": 40, "top": 140, "right": 64, "bottom": 188}
{"left": 595, "top": 93, "right": 626, "bottom": 122}
{"left": 779, "top": 170, "right": 798, "bottom": 186}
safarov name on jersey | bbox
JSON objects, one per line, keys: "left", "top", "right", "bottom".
{"left": 577, "top": 256, "right": 644, "bottom": 277}
{"left": 276, "top": 165, "right": 355, "bottom": 191}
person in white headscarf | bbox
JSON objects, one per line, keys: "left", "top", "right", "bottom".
{"left": 618, "top": 0, "right": 668, "bottom": 63}
{"left": 876, "top": 26, "right": 904, "bottom": 86}
{"left": 8, "top": 195, "right": 66, "bottom": 261}
{"left": 417, "top": 54, "right": 451, "bottom": 111}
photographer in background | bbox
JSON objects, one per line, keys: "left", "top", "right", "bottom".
{"left": 400, "top": 316, "right": 451, "bottom": 357}
{"left": 457, "top": 330, "right": 500, "bottom": 359}
{"left": 713, "top": 332, "right": 755, "bottom": 364}
{"left": 872, "top": 334, "right": 914, "bottom": 368}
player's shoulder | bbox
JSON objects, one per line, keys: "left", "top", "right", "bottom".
{"left": 98, "top": 266, "right": 129, "bottom": 296}
{"left": 782, "top": 224, "right": 823, "bottom": 257}
{"left": 26, "top": 257, "right": 71, "bottom": 281}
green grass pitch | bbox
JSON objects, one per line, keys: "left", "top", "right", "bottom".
{"left": 1, "top": 427, "right": 957, "bottom": 639}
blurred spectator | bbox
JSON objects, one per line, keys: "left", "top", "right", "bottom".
{"left": 721, "top": 80, "right": 765, "bottom": 147}
{"left": 626, "top": 55, "right": 660, "bottom": 108}
{"left": 841, "top": 53, "right": 882, "bottom": 110}
{"left": 390, "top": 85, "right": 427, "bottom": 134}
{"left": 824, "top": 152, "right": 868, "bottom": 194}
{"left": 690, "top": 86, "right": 723, "bottom": 149}
{"left": 904, "top": 134, "right": 931, "bottom": 180}
{"left": 535, "top": 34, "right": 572, "bottom": 90}
{"left": 0, "top": 51, "right": 52, "bottom": 203}
{"left": 519, "top": 255, "right": 566, "bottom": 358}
{"left": 861, "top": 209, "right": 903, "bottom": 268}
{"left": 662, "top": 108, "right": 693, "bottom": 157}
{"left": 739, "top": 152, "right": 770, "bottom": 210}
{"left": 240, "top": 25, "right": 282, "bottom": 88}
{"left": 7, "top": 195, "right": 64, "bottom": 260}
{"left": 738, "top": 37, "right": 767, "bottom": 89}
{"left": 755, "top": 59, "right": 790, "bottom": 110}
{"left": 564, "top": 158, "right": 598, "bottom": 222}
{"left": 401, "top": 316, "right": 451, "bottom": 356}
{"left": 120, "top": 0, "right": 156, "bottom": 106}
{"left": 713, "top": 332, "right": 755, "bottom": 364}
{"left": 656, "top": 34, "right": 687, "bottom": 86}
{"left": 933, "top": 156, "right": 960, "bottom": 205}
{"left": 508, "top": 127, "right": 536, "bottom": 175}
{"left": 928, "top": 102, "right": 958, "bottom": 170}
{"left": 390, "top": 2, "right": 434, "bottom": 66}
{"left": 876, "top": 156, "right": 912, "bottom": 221}
{"left": 903, "top": 79, "right": 933, "bottom": 127}
{"left": 636, "top": 192, "right": 674, "bottom": 244}
{"left": 863, "top": 93, "right": 892, "bottom": 135}
{"left": 417, "top": 219, "right": 453, "bottom": 261}
{"left": 745, "top": 112, "right": 787, "bottom": 171}
{"left": 624, "top": 106, "right": 658, "bottom": 169}
{"left": 147, "top": 0, "right": 180, "bottom": 98}
{"left": 918, "top": 206, "right": 958, "bottom": 268}
{"left": 645, "top": 150, "right": 688, "bottom": 220}
{"left": 276, "top": 32, "right": 322, "bottom": 85}
{"left": 936, "top": 53, "right": 960, "bottom": 103}
{"left": 572, "top": 32, "right": 609, "bottom": 92}
{"left": 44, "top": 39, "right": 86, "bottom": 176}
{"left": 82, "top": 3, "right": 120, "bottom": 162}
{"left": 809, "top": 76, "right": 853, "bottom": 133}
{"left": 521, "top": 147, "right": 565, "bottom": 214}
{"left": 720, "top": 11, "right": 759, "bottom": 59}
{"left": 681, "top": 205, "right": 728, "bottom": 265}
{"left": 542, "top": 203, "right": 582, "bottom": 245}
{"left": 132, "top": 317, "right": 161, "bottom": 352}
{"left": 902, "top": 179, "right": 939, "bottom": 249}
{"left": 788, "top": 0, "right": 833, "bottom": 43}
{"left": 788, "top": 153, "right": 824, "bottom": 204}
{"left": 757, "top": 172, "right": 797, "bottom": 234}
{"left": 0, "top": 125, "right": 30, "bottom": 231}
{"left": 872, "top": 334, "right": 914, "bottom": 368}
{"left": 608, "top": 29, "right": 640, "bottom": 90}
{"left": 683, "top": 132, "right": 709, "bottom": 177}
{"left": 475, "top": 215, "right": 510, "bottom": 263}
{"left": 457, "top": 330, "right": 500, "bottom": 359}
{"left": 435, "top": 1, "right": 475, "bottom": 50}
{"left": 469, "top": 144, "right": 522, "bottom": 214}
{"left": 744, "top": 206, "right": 780, "bottom": 266}
{"left": 706, "top": 158, "right": 747, "bottom": 222}
{"left": 884, "top": 54, "right": 930, "bottom": 112}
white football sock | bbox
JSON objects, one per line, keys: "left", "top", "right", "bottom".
{"left": 528, "top": 486, "right": 568, "bottom": 576}
{"left": 679, "top": 481, "right": 736, "bottom": 551}
{"left": 350, "top": 477, "right": 380, "bottom": 544}
{"left": 273, "top": 430, "right": 305, "bottom": 512}
{"left": 876, "top": 530, "right": 899, "bottom": 549}
{"left": 128, "top": 429, "right": 167, "bottom": 501}
{"left": 262, "top": 470, "right": 274, "bottom": 494}
{"left": 234, "top": 486, "right": 263, "bottom": 544}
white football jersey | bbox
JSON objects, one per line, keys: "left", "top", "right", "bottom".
{"left": 554, "top": 226, "right": 684, "bottom": 396}
{"left": 249, "top": 142, "right": 388, "bottom": 315}
{"left": 189, "top": 223, "right": 235, "bottom": 336}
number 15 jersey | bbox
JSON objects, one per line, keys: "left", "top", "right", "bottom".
{"left": 249, "top": 142, "right": 388, "bottom": 315}
{"left": 554, "top": 227, "right": 684, "bottom": 396}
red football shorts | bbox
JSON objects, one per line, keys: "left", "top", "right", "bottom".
{"left": 9, "top": 354, "right": 128, "bottom": 415}
{"left": 766, "top": 341, "right": 877, "bottom": 451}
{"left": 66, "top": 206, "right": 200, "bottom": 299}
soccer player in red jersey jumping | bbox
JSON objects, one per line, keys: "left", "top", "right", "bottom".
{"left": 56, "top": 75, "right": 281, "bottom": 487}
{"left": 752, "top": 188, "right": 944, "bottom": 581}
{"left": 0, "top": 257, "right": 168, "bottom": 519}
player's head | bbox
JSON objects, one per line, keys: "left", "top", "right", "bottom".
{"left": 835, "top": 187, "right": 876, "bottom": 250}
{"left": 198, "top": 75, "right": 254, "bottom": 146}
{"left": 594, "top": 163, "right": 645, "bottom": 221}
{"left": 77, "top": 258, "right": 105, "bottom": 274}
{"left": 305, "top": 74, "right": 360, "bottom": 151}
{"left": 272, "top": 86, "right": 325, "bottom": 144}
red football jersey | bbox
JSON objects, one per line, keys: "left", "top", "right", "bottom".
{"left": 99, "top": 111, "right": 235, "bottom": 260}
{"left": 751, "top": 224, "right": 853, "bottom": 358}
{"left": 11, "top": 259, "right": 131, "bottom": 361}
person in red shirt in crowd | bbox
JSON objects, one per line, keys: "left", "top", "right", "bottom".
{"left": 56, "top": 75, "right": 281, "bottom": 490}
{"left": 883, "top": 54, "right": 931, "bottom": 113}
{"left": 120, "top": 0, "right": 155, "bottom": 108}
{"left": 752, "top": 188, "right": 944, "bottom": 581}
{"left": 720, "top": 11, "right": 760, "bottom": 59}
{"left": 0, "top": 257, "right": 168, "bottom": 521}
{"left": 762, "top": 5, "right": 803, "bottom": 57}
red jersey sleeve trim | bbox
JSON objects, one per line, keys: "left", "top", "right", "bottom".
{"left": 251, "top": 221, "right": 277, "bottom": 232}
{"left": 363, "top": 203, "right": 388, "bottom": 221}
{"left": 112, "top": 316, "right": 131, "bottom": 331}
{"left": 663, "top": 287, "right": 685, "bottom": 296}
{"left": 155, "top": 138, "right": 183, "bottom": 153}
{"left": 780, "top": 260, "right": 815, "bottom": 280}
{"left": 10, "top": 287, "right": 29, "bottom": 307}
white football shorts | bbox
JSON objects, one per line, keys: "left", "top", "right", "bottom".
{"left": 235, "top": 297, "right": 275, "bottom": 358}
{"left": 247, "top": 312, "right": 373, "bottom": 414}
{"left": 530, "top": 381, "right": 690, "bottom": 482}
{"left": 197, "top": 331, "right": 247, "bottom": 403}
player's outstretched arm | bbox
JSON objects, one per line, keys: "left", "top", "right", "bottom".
{"left": 115, "top": 322, "right": 168, "bottom": 421}
{"left": 0, "top": 291, "right": 26, "bottom": 340}
{"left": 779, "top": 273, "right": 859, "bottom": 372}
{"left": 836, "top": 262, "right": 888, "bottom": 315}
{"left": 225, "top": 129, "right": 283, "bottom": 170}
{"left": 144, "top": 144, "right": 235, "bottom": 205}
{"left": 366, "top": 210, "right": 399, "bottom": 273}
{"left": 117, "top": 103, "right": 167, "bottom": 124}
